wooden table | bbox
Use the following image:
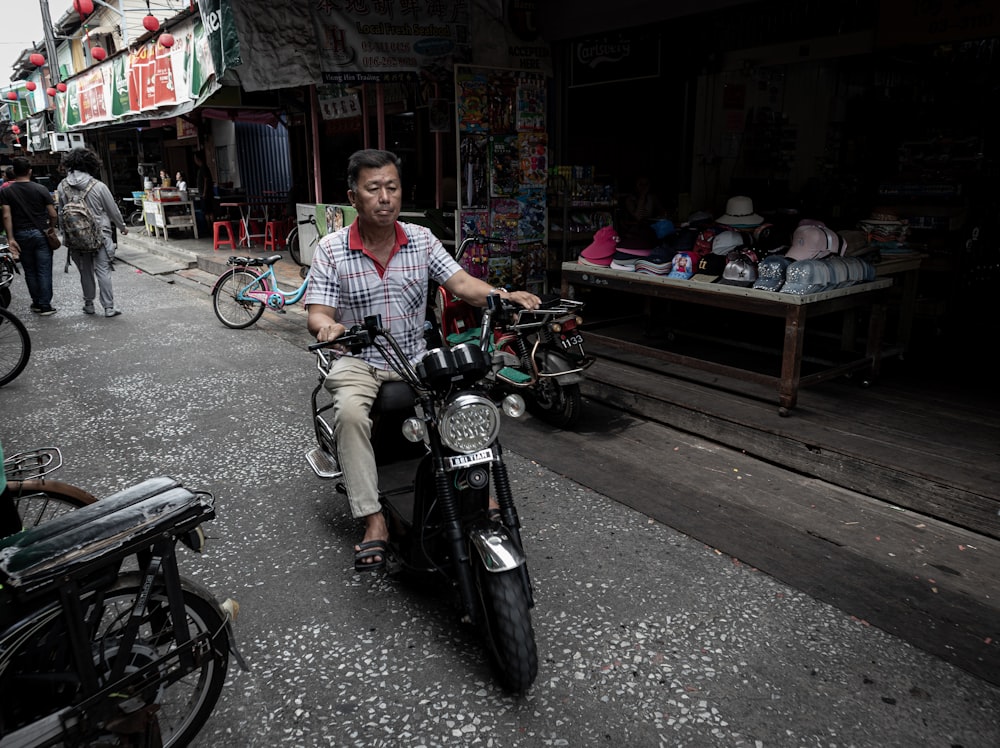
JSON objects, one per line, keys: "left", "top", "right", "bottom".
{"left": 142, "top": 200, "right": 198, "bottom": 240}
{"left": 561, "top": 263, "right": 892, "bottom": 415}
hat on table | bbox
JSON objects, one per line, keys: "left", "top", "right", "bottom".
{"left": 717, "top": 251, "right": 759, "bottom": 287}
{"left": 691, "top": 252, "right": 727, "bottom": 282}
{"left": 711, "top": 230, "right": 748, "bottom": 255}
{"left": 753, "top": 255, "right": 792, "bottom": 292}
{"left": 667, "top": 251, "right": 697, "bottom": 280}
{"left": 824, "top": 255, "right": 852, "bottom": 288}
{"left": 578, "top": 225, "right": 618, "bottom": 267}
{"left": 780, "top": 259, "right": 833, "bottom": 295}
{"left": 716, "top": 196, "right": 764, "bottom": 228}
{"left": 786, "top": 224, "right": 843, "bottom": 262}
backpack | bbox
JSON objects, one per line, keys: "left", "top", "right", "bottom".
{"left": 60, "top": 181, "right": 103, "bottom": 252}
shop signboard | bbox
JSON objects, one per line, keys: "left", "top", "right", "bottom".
{"left": 569, "top": 31, "right": 660, "bottom": 88}
{"left": 316, "top": 1, "right": 470, "bottom": 84}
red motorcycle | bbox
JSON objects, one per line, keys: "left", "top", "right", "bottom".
{"left": 432, "top": 236, "right": 594, "bottom": 429}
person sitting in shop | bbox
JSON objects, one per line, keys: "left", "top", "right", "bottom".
{"left": 619, "top": 175, "right": 667, "bottom": 249}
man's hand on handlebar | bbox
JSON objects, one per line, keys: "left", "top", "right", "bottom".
{"left": 500, "top": 289, "right": 542, "bottom": 311}
{"left": 315, "top": 321, "right": 346, "bottom": 344}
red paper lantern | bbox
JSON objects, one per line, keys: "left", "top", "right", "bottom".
{"left": 29, "top": 53, "right": 45, "bottom": 67}
{"left": 46, "top": 87, "right": 57, "bottom": 97}
{"left": 143, "top": 14, "right": 160, "bottom": 32}
{"left": 6, "top": 91, "right": 17, "bottom": 100}
{"left": 25, "top": 81, "right": 37, "bottom": 91}
{"left": 57, "top": 82, "right": 67, "bottom": 92}
{"left": 11, "top": 125, "right": 20, "bottom": 135}
{"left": 73, "top": 0, "right": 94, "bottom": 15}
{"left": 160, "top": 33, "right": 175, "bottom": 49}
{"left": 91, "top": 46, "right": 107, "bottom": 61}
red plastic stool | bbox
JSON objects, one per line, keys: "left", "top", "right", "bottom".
{"left": 213, "top": 221, "right": 236, "bottom": 252}
{"left": 263, "top": 220, "right": 284, "bottom": 251}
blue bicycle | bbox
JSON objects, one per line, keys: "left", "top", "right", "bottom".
{"left": 211, "top": 254, "right": 308, "bottom": 329}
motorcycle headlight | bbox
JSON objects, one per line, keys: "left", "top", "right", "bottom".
{"left": 439, "top": 393, "right": 500, "bottom": 453}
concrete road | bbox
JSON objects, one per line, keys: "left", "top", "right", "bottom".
{"left": 1, "top": 246, "right": 997, "bottom": 747}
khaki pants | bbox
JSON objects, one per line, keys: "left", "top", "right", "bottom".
{"left": 324, "top": 356, "right": 404, "bottom": 519}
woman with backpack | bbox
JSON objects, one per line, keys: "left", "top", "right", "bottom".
{"left": 56, "top": 147, "right": 129, "bottom": 317}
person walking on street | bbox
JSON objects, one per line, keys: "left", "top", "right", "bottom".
{"left": 304, "top": 149, "right": 541, "bottom": 571}
{"left": 1, "top": 157, "right": 59, "bottom": 315}
{"left": 56, "top": 147, "right": 129, "bottom": 317}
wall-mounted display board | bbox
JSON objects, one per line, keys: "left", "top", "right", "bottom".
{"left": 455, "top": 66, "right": 548, "bottom": 292}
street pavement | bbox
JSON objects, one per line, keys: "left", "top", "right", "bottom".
{"left": 1, "top": 240, "right": 998, "bottom": 747}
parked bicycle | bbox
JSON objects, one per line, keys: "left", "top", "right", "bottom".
{"left": 1, "top": 242, "right": 18, "bottom": 308}
{"left": 212, "top": 254, "right": 308, "bottom": 329}
{"left": 2, "top": 446, "right": 97, "bottom": 536}
{"left": 286, "top": 214, "right": 319, "bottom": 267}
{"left": 0, "top": 306, "right": 30, "bottom": 387}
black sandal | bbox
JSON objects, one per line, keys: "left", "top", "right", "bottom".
{"left": 354, "top": 539, "right": 387, "bottom": 572}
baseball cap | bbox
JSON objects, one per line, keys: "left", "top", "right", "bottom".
{"left": 652, "top": 218, "right": 676, "bottom": 239}
{"left": 579, "top": 226, "right": 618, "bottom": 266}
{"left": 717, "top": 251, "right": 759, "bottom": 287}
{"left": 753, "top": 255, "right": 792, "bottom": 292}
{"left": 711, "top": 230, "right": 747, "bottom": 255}
{"left": 786, "top": 224, "right": 839, "bottom": 261}
{"left": 667, "top": 251, "right": 697, "bottom": 280}
{"left": 824, "top": 256, "right": 852, "bottom": 288}
{"left": 691, "top": 252, "right": 727, "bottom": 282}
{"left": 780, "top": 259, "right": 833, "bottom": 295}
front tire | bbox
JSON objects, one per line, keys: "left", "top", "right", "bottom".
{"left": 527, "top": 381, "right": 582, "bottom": 429}
{"left": 213, "top": 268, "right": 266, "bottom": 329}
{"left": 475, "top": 565, "right": 538, "bottom": 694}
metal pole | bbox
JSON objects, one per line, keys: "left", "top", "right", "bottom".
{"left": 39, "top": 0, "right": 61, "bottom": 85}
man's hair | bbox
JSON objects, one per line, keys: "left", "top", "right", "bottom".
{"left": 12, "top": 157, "right": 31, "bottom": 177}
{"left": 346, "top": 149, "right": 400, "bottom": 192}
{"left": 61, "top": 147, "right": 101, "bottom": 176}
{"left": 4, "top": 167, "right": 16, "bottom": 180}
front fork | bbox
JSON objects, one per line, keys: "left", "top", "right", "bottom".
{"left": 436, "top": 444, "right": 534, "bottom": 625}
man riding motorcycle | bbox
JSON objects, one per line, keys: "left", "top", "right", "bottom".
{"left": 304, "top": 148, "right": 540, "bottom": 572}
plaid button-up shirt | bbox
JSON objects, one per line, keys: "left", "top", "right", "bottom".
{"left": 304, "top": 221, "right": 462, "bottom": 370}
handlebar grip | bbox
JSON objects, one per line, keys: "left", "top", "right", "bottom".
{"left": 308, "top": 329, "right": 371, "bottom": 351}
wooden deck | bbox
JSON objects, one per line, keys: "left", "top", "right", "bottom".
{"left": 500, "top": 295, "right": 1000, "bottom": 686}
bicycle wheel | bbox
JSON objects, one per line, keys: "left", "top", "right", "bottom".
{"left": 0, "top": 307, "right": 31, "bottom": 387}
{"left": 0, "top": 572, "right": 230, "bottom": 747}
{"left": 128, "top": 208, "right": 146, "bottom": 227}
{"left": 212, "top": 268, "right": 267, "bottom": 329}
{"left": 286, "top": 225, "right": 302, "bottom": 266}
{"left": 1, "top": 479, "right": 98, "bottom": 537}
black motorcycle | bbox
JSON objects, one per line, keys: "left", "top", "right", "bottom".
{"left": 305, "top": 308, "right": 539, "bottom": 693}
{"left": 0, "top": 475, "right": 247, "bottom": 746}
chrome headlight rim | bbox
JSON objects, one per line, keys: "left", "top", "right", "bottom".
{"left": 439, "top": 393, "right": 501, "bottom": 454}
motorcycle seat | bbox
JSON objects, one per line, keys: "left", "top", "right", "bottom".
{"left": 0, "top": 477, "right": 214, "bottom": 594}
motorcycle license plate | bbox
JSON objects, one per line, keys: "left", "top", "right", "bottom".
{"left": 445, "top": 448, "right": 494, "bottom": 470}
{"left": 560, "top": 331, "right": 584, "bottom": 349}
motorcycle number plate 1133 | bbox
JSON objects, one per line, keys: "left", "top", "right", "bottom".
{"left": 560, "top": 331, "right": 584, "bottom": 349}
{"left": 445, "top": 448, "right": 494, "bottom": 470}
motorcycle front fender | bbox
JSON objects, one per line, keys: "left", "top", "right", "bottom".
{"left": 469, "top": 527, "right": 525, "bottom": 572}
